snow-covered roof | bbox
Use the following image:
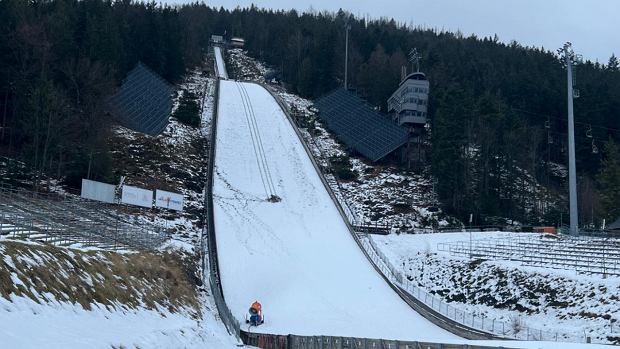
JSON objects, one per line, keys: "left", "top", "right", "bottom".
{"left": 314, "top": 88, "right": 408, "bottom": 162}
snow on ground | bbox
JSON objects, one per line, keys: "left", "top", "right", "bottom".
{"left": 0, "top": 241, "right": 243, "bottom": 349}
{"left": 0, "top": 294, "right": 238, "bottom": 349}
{"left": 224, "top": 49, "right": 452, "bottom": 231}
{"left": 283, "top": 94, "right": 451, "bottom": 231}
{"left": 214, "top": 46, "right": 228, "bottom": 79}
{"left": 212, "top": 79, "right": 457, "bottom": 340}
{"left": 226, "top": 48, "right": 268, "bottom": 82}
{"left": 0, "top": 63, "right": 246, "bottom": 348}
{"left": 109, "top": 67, "right": 216, "bottom": 253}
{"left": 372, "top": 232, "right": 620, "bottom": 345}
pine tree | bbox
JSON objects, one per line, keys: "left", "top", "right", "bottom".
{"left": 598, "top": 138, "right": 620, "bottom": 220}
{"left": 173, "top": 90, "right": 201, "bottom": 127}
{"left": 607, "top": 54, "right": 619, "bottom": 71}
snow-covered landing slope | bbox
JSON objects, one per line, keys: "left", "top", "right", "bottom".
{"left": 212, "top": 80, "right": 456, "bottom": 340}
{"left": 214, "top": 46, "right": 228, "bottom": 79}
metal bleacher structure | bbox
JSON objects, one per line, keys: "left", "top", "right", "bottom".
{"left": 0, "top": 185, "right": 167, "bottom": 250}
{"left": 438, "top": 233, "right": 620, "bottom": 276}
{"left": 108, "top": 62, "right": 174, "bottom": 136}
{"left": 314, "top": 88, "right": 408, "bottom": 162}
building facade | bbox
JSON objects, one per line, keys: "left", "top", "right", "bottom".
{"left": 387, "top": 72, "right": 430, "bottom": 168}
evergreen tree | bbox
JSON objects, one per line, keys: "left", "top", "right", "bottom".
{"left": 608, "top": 54, "right": 619, "bottom": 71}
{"left": 173, "top": 90, "right": 201, "bottom": 127}
{"left": 598, "top": 138, "right": 620, "bottom": 221}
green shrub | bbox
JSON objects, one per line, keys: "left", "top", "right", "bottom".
{"left": 330, "top": 155, "right": 356, "bottom": 181}
{"left": 173, "top": 90, "right": 200, "bottom": 127}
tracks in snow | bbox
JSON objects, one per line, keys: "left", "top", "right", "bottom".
{"left": 234, "top": 81, "right": 278, "bottom": 200}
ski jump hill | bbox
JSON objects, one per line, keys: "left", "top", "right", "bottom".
{"left": 207, "top": 46, "right": 606, "bottom": 349}
{"left": 212, "top": 77, "right": 456, "bottom": 340}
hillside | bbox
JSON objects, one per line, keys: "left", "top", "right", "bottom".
{"left": 0, "top": 241, "right": 238, "bottom": 348}
{"left": 373, "top": 232, "right": 620, "bottom": 345}
{"left": 0, "top": 59, "right": 242, "bottom": 348}
{"left": 3, "top": 1, "right": 620, "bottom": 227}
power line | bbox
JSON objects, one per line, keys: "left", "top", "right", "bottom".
{"left": 513, "top": 108, "right": 620, "bottom": 135}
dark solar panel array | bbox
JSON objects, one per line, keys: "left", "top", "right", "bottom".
{"left": 109, "top": 63, "right": 173, "bottom": 136}
{"left": 314, "top": 88, "right": 408, "bottom": 162}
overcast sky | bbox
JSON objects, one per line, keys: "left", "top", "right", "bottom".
{"left": 165, "top": 0, "right": 618, "bottom": 63}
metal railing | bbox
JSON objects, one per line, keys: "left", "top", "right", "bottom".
{"left": 0, "top": 185, "right": 166, "bottom": 250}
{"left": 262, "top": 85, "right": 604, "bottom": 344}
{"left": 361, "top": 235, "right": 596, "bottom": 343}
{"left": 437, "top": 234, "right": 620, "bottom": 276}
{"left": 202, "top": 76, "right": 241, "bottom": 339}
{"left": 241, "top": 332, "right": 522, "bottom": 349}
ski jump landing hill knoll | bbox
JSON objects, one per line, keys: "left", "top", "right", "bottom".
{"left": 207, "top": 46, "right": 608, "bottom": 349}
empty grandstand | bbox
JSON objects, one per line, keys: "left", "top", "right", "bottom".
{"left": 437, "top": 233, "right": 620, "bottom": 276}
{"left": 0, "top": 186, "right": 167, "bottom": 250}
{"left": 314, "top": 88, "right": 408, "bottom": 162}
{"left": 108, "top": 62, "right": 174, "bottom": 136}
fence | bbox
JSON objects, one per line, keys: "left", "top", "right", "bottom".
{"left": 241, "top": 332, "right": 521, "bottom": 349}
{"left": 437, "top": 234, "right": 620, "bottom": 276}
{"left": 0, "top": 185, "right": 166, "bottom": 250}
{"left": 262, "top": 84, "right": 492, "bottom": 340}
{"left": 202, "top": 75, "right": 241, "bottom": 339}
{"left": 361, "top": 235, "right": 596, "bottom": 343}
{"left": 262, "top": 85, "right": 606, "bottom": 344}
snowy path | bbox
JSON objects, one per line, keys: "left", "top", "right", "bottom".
{"left": 214, "top": 46, "right": 228, "bottom": 79}
{"left": 212, "top": 80, "right": 456, "bottom": 340}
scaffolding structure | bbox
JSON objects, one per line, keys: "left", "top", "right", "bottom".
{"left": 437, "top": 234, "right": 620, "bottom": 276}
{"left": 0, "top": 186, "right": 167, "bottom": 250}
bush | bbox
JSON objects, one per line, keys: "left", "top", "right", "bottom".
{"left": 173, "top": 90, "right": 201, "bottom": 127}
{"left": 330, "top": 155, "right": 356, "bottom": 181}
{"left": 510, "top": 315, "right": 524, "bottom": 334}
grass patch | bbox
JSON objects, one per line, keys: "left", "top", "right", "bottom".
{"left": 0, "top": 241, "right": 200, "bottom": 317}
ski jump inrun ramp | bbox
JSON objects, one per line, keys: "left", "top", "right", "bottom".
{"left": 211, "top": 78, "right": 457, "bottom": 340}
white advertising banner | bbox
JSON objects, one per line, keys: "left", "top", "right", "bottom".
{"left": 81, "top": 179, "right": 116, "bottom": 204}
{"left": 121, "top": 185, "right": 153, "bottom": 208}
{"left": 155, "top": 189, "right": 184, "bottom": 211}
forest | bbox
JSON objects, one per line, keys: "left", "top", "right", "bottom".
{"left": 1, "top": 1, "right": 620, "bottom": 227}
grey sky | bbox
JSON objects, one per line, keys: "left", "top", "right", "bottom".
{"left": 165, "top": 0, "right": 618, "bottom": 63}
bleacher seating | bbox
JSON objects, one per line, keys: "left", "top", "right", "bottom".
{"left": 0, "top": 187, "right": 166, "bottom": 250}
{"left": 108, "top": 62, "right": 173, "bottom": 136}
{"left": 314, "top": 89, "right": 408, "bottom": 162}
{"left": 438, "top": 234, "right": 620, "bottom": 275}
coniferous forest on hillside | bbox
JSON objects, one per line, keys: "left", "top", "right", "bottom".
{"left": 2, "top": 1, "right": 620, "bottom": 226}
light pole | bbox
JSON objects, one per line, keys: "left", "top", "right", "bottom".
{"left": 469, "top": 213, "right": 473, "bottom": 260}
{"left": 344, "top": 22, "right": 351, "bottom": 90}
{"left": 558, "top": 42, "right": 581, "bottom": 236}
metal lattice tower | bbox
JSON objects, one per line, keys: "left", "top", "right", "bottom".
{"left": 408, "top": 48, "right": 422, "bottom": 73}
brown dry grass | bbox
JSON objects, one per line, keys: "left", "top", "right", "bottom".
{"left": 0, "top": 241, "right": 200, "bottom": 317}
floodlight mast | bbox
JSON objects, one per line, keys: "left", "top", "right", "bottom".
{"left": 559, "top": 42, "right": 579, "bottom": 235}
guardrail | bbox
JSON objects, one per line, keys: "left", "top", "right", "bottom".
{"left": 438, "top": 234, "right": 620, "bottom": 277}
{"left": 202, "top": 72, "right": 241, "bottom": 340}
{"left": 261, "top": 84, "right": 604, "bottom": 344}
{"left": 260, "top": 83, "right": 497, "bottom": 340}
{"left": 362, "top": 235, "right": 595, "bottom": 343}
{"left": 241, "top": 331, "right": 521, "bottom": 349}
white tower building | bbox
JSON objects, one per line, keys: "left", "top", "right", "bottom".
{"left": 387, "top": 72, "right": 429, "bottom": 127}
{"left": 387, "top": 49, "right": 430, "bottom": 168}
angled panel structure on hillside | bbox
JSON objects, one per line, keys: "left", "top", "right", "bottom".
{"left": 314, "top": 89, "right": 408, "bottom": 162}
{"left": 109, "top": 62, "right": 174, "bottom": 136}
